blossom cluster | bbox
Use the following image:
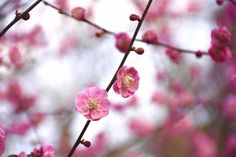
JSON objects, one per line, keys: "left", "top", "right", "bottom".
{"left": 208, "top": 26, "right": 232, "bottom": 62}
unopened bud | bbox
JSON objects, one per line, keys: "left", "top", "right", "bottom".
{"left": 132, "top": 47, "right": 144, "bottom": 55}
{"left": 21, "top": 13, "right": 30, "bottom": 21}
{"left": 80, "top": 139, "right": 91, "bottom": 147}
{"left": 129, "top": 14, "right": 140, "bottom": 21}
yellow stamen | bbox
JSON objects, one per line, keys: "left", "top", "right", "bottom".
{"left": 87, "top": 97, "right": 99, "bottom": 110}
{"left": 121, "top": 74, "right": 134, "bottom": 87}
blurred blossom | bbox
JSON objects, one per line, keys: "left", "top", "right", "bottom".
{"left": 165, "top": 48, "right": 182, "bottom": 64}
{"left": 224, "top": 133, "right": 236, "bottom": 157}
{"left": 33, "top": 144, "right": 55, "bottom": 157}
{"left": 8, "top": 46, "right": 22, "bottom": 67}
{"left": 151, "top": 90, "right": 166, "bottom": 105}
{"left": 7, "top": 122, "right": 31, "bottom": 136}
{"left": 192, "top": 131, "right": 216, "bottom": 157}
{"left": 208, "top": 46, "right": 232, "bottom": 63}
{"left": 129, "top": 118, "right": 154, "bottom": 137}
{"left": 163, "top": 114, "right": 193, "bottom": 136}
{"left": 123, "top": 151, "right": 141, "bottom": 157}
{"left": 142, "top": 29, "right": 158, "bottom": 44}
{"left": 17, "top": 151, "right": 26, "bottom": 157}
{"left": 190, "top": 64, "right": 200, "bottom": 79}
{"left": 71, "top": 7, "right": 86, "bottom": 21}
{"left": 221, "top": 95, "right": 236, "bottom": 120}
{"left": 226, "top": 63, "right": 236, "bottom": 90}
{"left": 5, "top": 80, "right": 37, "bottom": 113}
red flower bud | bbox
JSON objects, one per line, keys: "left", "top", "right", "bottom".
{"left": 129, "top": 14, "right": 140, "bottom": 21}
{"left": 195, "top": 50, "right": 203, "bottom": 58}
{"left": 135, "top": 47, "right": 145, "bottom": 55}
{"left": 21, "top": 13, "right": 30, "bottom": 21}
{"left": 80, "top": 140, "right": 91, "bottom": 147}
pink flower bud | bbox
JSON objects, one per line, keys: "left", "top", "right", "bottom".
{"left": 9, "top": 46, "right": 22, "bottom": 67}
{"left": 129, "top": 14, "right": 140, "bottom": 21}
{"left": 142, "top": 29, "right": 158, "bottom": 44}
{"left": 132, "top": 47, "right": 144, "bottom": 55}
{"left": 71, "top": 7, "right": 85, "bottom": 20}
{"left": 115, "top": 33, "right": 131, "bottom": 53}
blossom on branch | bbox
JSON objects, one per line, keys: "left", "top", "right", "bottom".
{"left": 115, "top": 33, "right": 131, "bottom": 53}
{"left": 142, "top": 29, "right": 158, "bottom": 44}
{"left": 211, "top": 26, "right": 230, "bottom": 48}
{"left": 71, "top": 7, "right": 85, "bottom": 21}
{"left": 33, "top": 144, "right": 55, "bottom": 157}
{"left": 208, "top": 45, "right": 232, "bottom": 62}
{"left": 208, "top": 26, "right": 232, "bottom": 62}
{"left": 75, "top": 86, "right": 111, "bottom": 121}
{"left": 113, "top": 66, "right": 140, "bottom": 98}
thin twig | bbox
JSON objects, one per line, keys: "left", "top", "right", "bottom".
{"left": 43, "top": 0, "right": 208, "bottom": 56}
{"left": 0, "top": 0, "right": 43, "bottom": 38}
{"left": 66, "top": 0, "right": 154, "bottom": 156}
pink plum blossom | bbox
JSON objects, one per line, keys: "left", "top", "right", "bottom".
{"left": 208, "top": 26, "right": 232, "bottom": 62}
{"left": 211, "top": 26, "right": 230, "bottom": 48}
{"left": 33, "top": 144, "right": 55, "bottom": 157}
{"left": 142, "top": 29, "right": 158, "bottom": 44}
{"left": 71, "top": 7, "right": 85, "bottom": 20}
{"left": 113, "top": 66, "right": 140, "bottom": 98}
{"left": 115, "top": 33, "right": 131, "bottom": 53}
{"left": 208, "top": 46, "right": 232, "bottom": 63}
{"left": 0, "top": 127, "right": 6, "bottom": 156}
{"left": 75, "top": 86, "right": 111, "bottom": 121}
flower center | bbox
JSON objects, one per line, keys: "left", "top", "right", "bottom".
{"left": 87, "top": 97, "right": 99, "bottom": 110}
{"left": 121, "top": 74, "right": 134, "bottom": 87}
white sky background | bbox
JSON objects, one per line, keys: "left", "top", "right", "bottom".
{"left": 1, "top": 0, "right": 222, "bottom": 155}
